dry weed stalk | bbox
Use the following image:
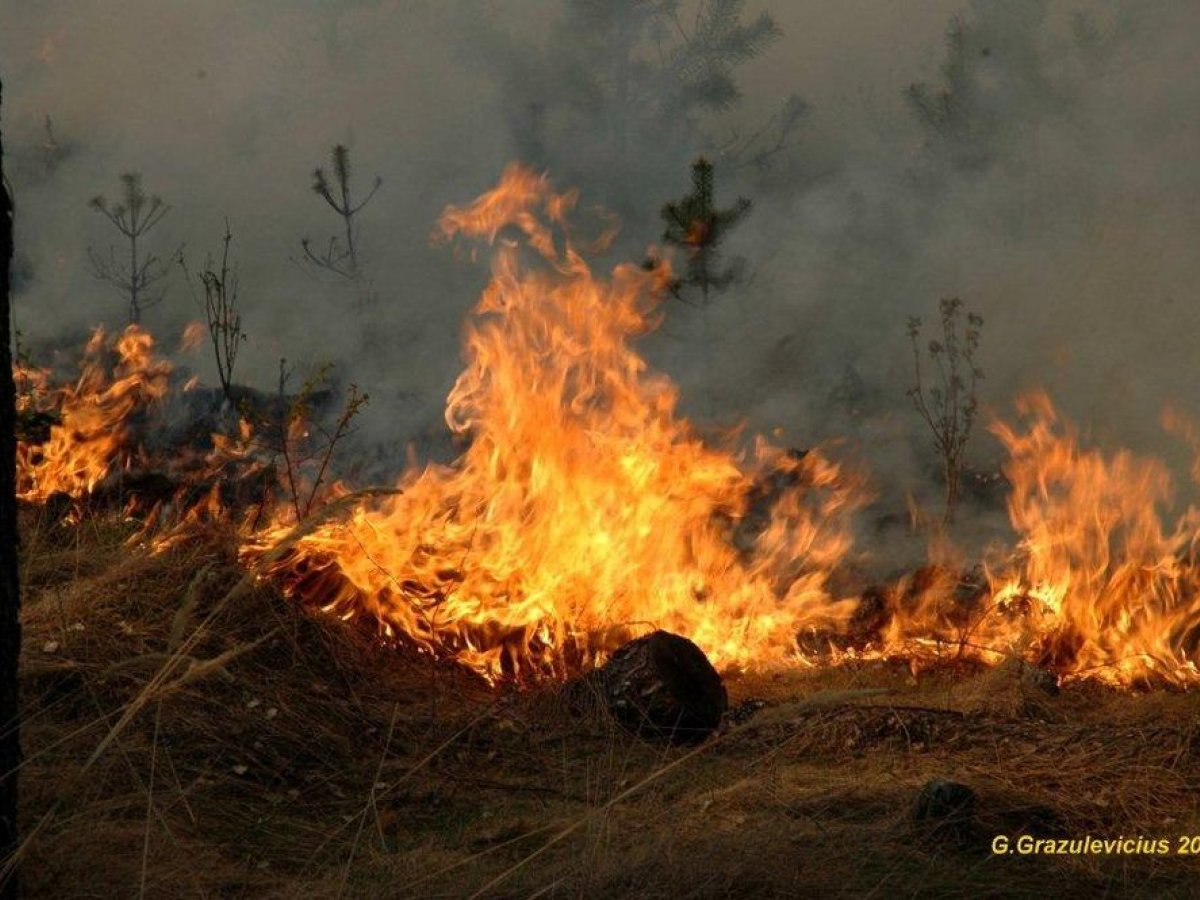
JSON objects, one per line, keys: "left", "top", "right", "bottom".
{"left": 907, "top": 297, "right": 985, "bottom": 526}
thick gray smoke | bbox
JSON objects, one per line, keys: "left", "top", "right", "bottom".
{"left": 4, "top": 0, "right": 1199, "bottom": 557}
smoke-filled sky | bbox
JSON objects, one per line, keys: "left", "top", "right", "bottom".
{"left": 4, "top": 0, "right": 1200, "bottom": 516}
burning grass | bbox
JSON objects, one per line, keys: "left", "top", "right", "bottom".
{"left": 12, "top": 165, "right": 1200, "bottom": 893}
{"left": 17, "top": 166, "right": 1200, "bottom": 690}
{"left": 15, "top": 506, "right": 1200, "bottom": 898}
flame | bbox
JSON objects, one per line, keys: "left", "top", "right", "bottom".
{"left": 17, "top": 326, "right": 172, "bottom": 502}
{"left": 248, "top": 166, "right": 863, "bottom": 681}
{"left": 873, "top": 391, "right": 1200, "bottom": 686}
{"left": 986, "top": 392, "right": 1200, "bottom": 685}
{"left": 18, "top": 169, "right": 1200, "bottom": 690}
{"left": 179, "top": 321, "right": 206, "bottom": 354}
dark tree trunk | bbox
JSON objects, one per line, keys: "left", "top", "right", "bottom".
{"left": 0, "top": 75, "right": 23, "bottom": 899}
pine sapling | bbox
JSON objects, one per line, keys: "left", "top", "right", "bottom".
{"left": 657, "top": 156, "right": 751, "bottom": 308}
{"left": 271, "top": 359, "right": 369, "bottom": 521}
{"left": 300, "top": 144, "right": 381, "bottom": 285}
{"left": 88, "top": 173, "right": 173, "bottom": 324}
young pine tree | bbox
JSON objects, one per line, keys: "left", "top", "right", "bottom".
{"left": 658, "top": 156, "right": 751, "bottom": 308}
{"left": 537, "top": 1, "right": 791, "bottom": 172}
{"left": 87, "top": 173, "right": 173, "bottom": 325}
{"left": 905, "top": 2, "right": 1059, "bottom": 173}
{"left": 300, "top": 144, "right": 381, "bottom": 287}
{"left": 649, "top": 156, "right": 752, "bottom": 418}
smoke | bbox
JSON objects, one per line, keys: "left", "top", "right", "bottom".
{"left": 3, "top": 0, "right": 529, "bottom": 457}
{"left": 4, "top": 0, "right": 1200, "bottom": 546}
{"left": 701, "top": 0, "right": 1200, "bottom": 529}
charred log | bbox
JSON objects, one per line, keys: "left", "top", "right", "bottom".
{"left": 155, "top": 379, "right": 336, "bottom": 455}
{"left": 92, "top": 469, "right": 179, "bottom": 508}
{"left": 596, "top": 630, "right": 727, "bottom": 745}
{"left": 798, "top": 585, "right": 891, "bottom": 656}
{"left": 961, "top": 464, "right": 1009, "bottom": 509}
{"left": 70, "top": 462, "right": 276, "bottom": 520}
{"left": 902, "top": 564, "right": 989, "bottom": 630}
{"left": 25, "top": 490, "right": 75, "bottom": 541}
{"left": 1019, "top": 661, "right": 1060, "bottom": 696}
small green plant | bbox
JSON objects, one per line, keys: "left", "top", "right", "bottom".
{"left": 907, "top": 297, "right": 984, "bottom": 526}
{"left": 88, "top": 173, "right": 173, "bottom": 324}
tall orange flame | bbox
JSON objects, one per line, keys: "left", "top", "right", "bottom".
{"left": 250, "top": 166, "right": 863, "bottom": 681}
{"left": 18, "top": 170, "right": 1200, "bottom": 690}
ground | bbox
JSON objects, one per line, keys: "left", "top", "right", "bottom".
{"left": 14, "top": 506, "right": 1200, "bottom": 899}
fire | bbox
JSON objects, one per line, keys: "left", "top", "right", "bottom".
{"left": 179, "top": 321, "right": 207, "bottom": 354}
{"left": 17, "top": 326, "right": 172, "bottom": 502}
{"left": 16, "top": 168, "right": 1200, "bottom": 689}
{"left": 985, "top": 392, "right": 1200, "bottom": 685}
{"left": 873, "top": 392, "right": 1200, "bottom": 686}
{"left": 248, "top": 166, "right": 863, "bottom": 681}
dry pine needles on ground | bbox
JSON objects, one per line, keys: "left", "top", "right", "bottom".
{"left": 13, "top": 507, "right": 1200, "bottom": 899}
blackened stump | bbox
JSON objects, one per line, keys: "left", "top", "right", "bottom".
{"left": 598, "top": 630, "right": 727, "bottom": 744}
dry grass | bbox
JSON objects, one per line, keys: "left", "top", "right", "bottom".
{"left": 11, "top": 505, "right": 1200, "bottom": 898}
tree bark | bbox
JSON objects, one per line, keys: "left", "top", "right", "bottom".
{"left": 0, "top": 74, "right": 23, "bottom": 899}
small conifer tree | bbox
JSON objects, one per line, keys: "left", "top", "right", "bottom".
{"left": 300, "top": 144, "right": 381, "bottom": 285}
{"left": 87, "top": 173, "right": 172, "bottom": 324}
{"left": 658, "top": 156, "right": 751, "bottom": 308}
